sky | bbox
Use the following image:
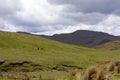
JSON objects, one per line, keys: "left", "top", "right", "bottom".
{"left": 0, "top": 0, "right": 120, "bottom": 35}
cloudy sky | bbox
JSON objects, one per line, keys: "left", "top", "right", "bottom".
{"left": 0, "top": 0, "right": 120, "bottom": 35}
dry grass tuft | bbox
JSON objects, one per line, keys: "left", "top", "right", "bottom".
{"left": 76, "top": 61, "right": 120, "bottom": 80}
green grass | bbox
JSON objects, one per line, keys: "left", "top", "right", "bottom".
{"left": 113, "top": 73, "right": 120, "bottom": 78}
{"left": 29, "top": 71, "right": 70, "bottom": 80}
{"left": 0, "top": 31, "right": 120, "bottom": 69}
{"left": 108, "top": 73, "right": 120, "bottom": 80}
{"left": 0, "top": 78, "right": 13, "bottom": 80}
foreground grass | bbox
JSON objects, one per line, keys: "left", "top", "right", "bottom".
{"left": 29, "top": 71, "right": 69, "bottom": 80}
{"left": 0, "top": 71, "right": 73, "bottom": 80}
{"left": 56, "top": 76, "right": 76, "bottom": 80}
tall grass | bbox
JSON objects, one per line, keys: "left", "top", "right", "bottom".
{"left": 76, "top": 62, "right": 120, "bottom": 80}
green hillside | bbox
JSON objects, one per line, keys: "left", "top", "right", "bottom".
{"left": 0, "top": 31, "right": 120, "bottom": 71}
{"left": 96, "top": 40, "right": 120, "bottom": 50}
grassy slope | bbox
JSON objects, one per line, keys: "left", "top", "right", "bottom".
{"left": 0, "top": 31, "right": 120, "bottom": 68}
{"left": 96, "top": 40, "right": 120, "bottom": 50}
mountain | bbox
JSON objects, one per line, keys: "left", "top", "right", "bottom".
{"left": 96, "top": 40, "right": 120, "bottom": 50}
{"left": 41, "top": 30, "right": 120, "bottom": 47}
{"left": 17, "top": 31, "right": 31, "bottom": 35}
{"left": 117, "top": 36, "right": 120, "bottom": 39}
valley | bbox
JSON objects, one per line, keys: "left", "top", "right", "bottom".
{"left": 0, "top": 31, "right": 120, "bottom": 80}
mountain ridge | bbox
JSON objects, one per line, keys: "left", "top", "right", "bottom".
{"left": 41, "top": 30, "right": 120, "bottom": 47}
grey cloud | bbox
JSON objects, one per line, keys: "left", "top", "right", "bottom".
{"left": 49, "top": 0, "right": 120, "bottom": 14}
{"left": 48, "top": 0, "right": 118, "bottom": 25}
{"left": 0, "top": 0, "right": 22, "bottom": 32}
{"left": 60, "top": 12, "right": 107, "bottom": 25}
{"left": 22, "top": 25, "right": 66, "bottom": 33}
{"left": 0, "top": 0, "right": 21, "bottom": 16}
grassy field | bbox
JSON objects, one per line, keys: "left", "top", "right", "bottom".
{"left": 0, "top": 31, "right": 120, "bottom": 79}
{"left": 0, "top": 31, "right": 120, "bottom": 68}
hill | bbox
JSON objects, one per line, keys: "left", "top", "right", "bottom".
{"left": 0, "top": 31, "right": 120, "bottom": 72}
{"left": 96, "top": 40, "right": 120, "bottom": 50}
{"left": 41, "top": 30, "right": 120, "bottom": 47}
{"left": 117, "top": 36, "right": 120, "bottom": 39}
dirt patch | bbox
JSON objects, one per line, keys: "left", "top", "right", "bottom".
{"left": 0, "top": 60, "right": 83, "bottom": 73}
{"left": 52, "top": 65, "right": 82, "bottom": 72}
{"left": 0, "top": 60, "right": 48, "bottom": 72}
{"left": 0, "top": 61, "right": 5, "bottom": 65}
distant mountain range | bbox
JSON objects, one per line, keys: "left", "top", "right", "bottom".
{"left": 41, "top": 30, "right": 120, "bottom": 47}
{"left": 117, "top": 36, "right": 120, "bottom": 39}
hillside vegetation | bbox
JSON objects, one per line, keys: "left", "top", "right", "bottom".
{"left": 96, "top": 40, "right": 120, "bottom": 50}
{"left": 0, "top": 31, "right": 120, "bottom": 71}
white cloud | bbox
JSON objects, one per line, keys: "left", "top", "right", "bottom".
{"left": 95, "top": 15, "right": 120, "bottom": 35}
{"left": 32, "top": 24, "right": 91, "bottom": 35}
{"left": 16, "top": 0, "right": 63, "bottom": 25}
{"left": 0, "top": 23, "right": 24, "bottom": 32}
{"left": 33, "top": 15, "right": 120, "bottom": 36}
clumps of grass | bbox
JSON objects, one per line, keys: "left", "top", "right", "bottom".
{"left": 76, "top": 61, "right": 120, "bottom": 80}
{"left": 76, "top": 66, "right": 105, "bottom": 80}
